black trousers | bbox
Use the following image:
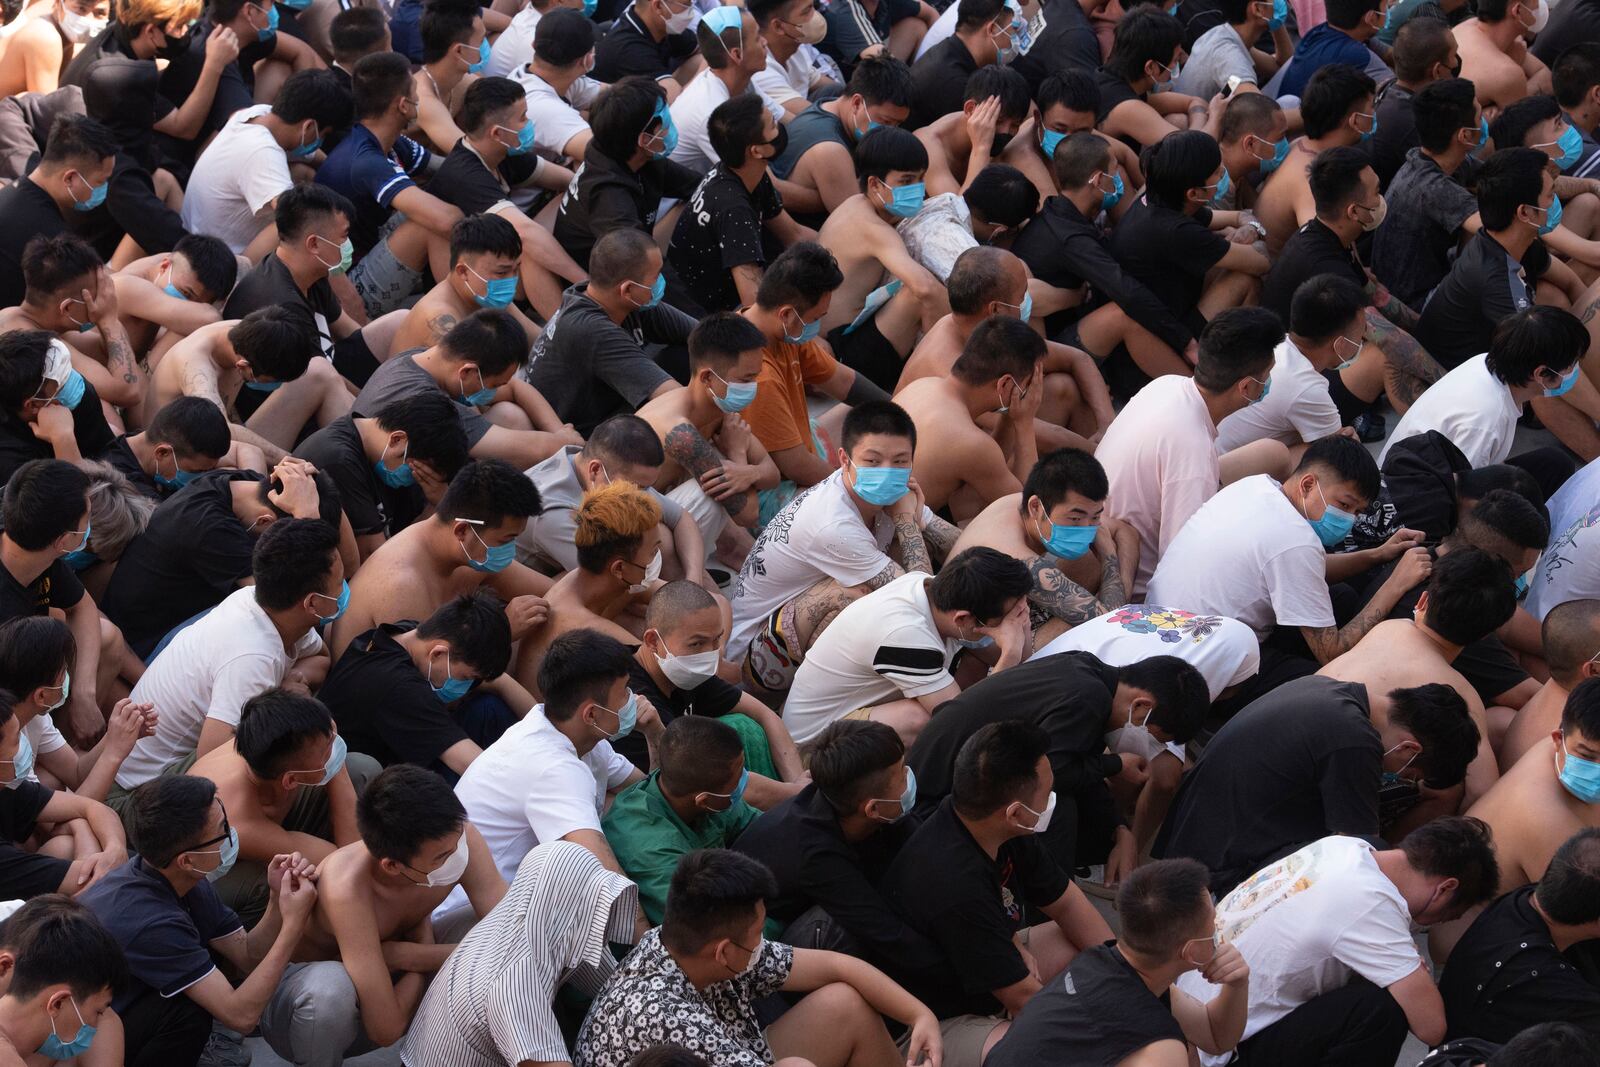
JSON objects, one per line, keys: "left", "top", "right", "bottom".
{"left": 1235, "top": 977, "right": 1410, "bottom": 1067}
{"left": 119, "top": 984, "right": 213, "bottom": 1067}
{"left": 1506, "top": 446, "right": 1577, "bottom": 503}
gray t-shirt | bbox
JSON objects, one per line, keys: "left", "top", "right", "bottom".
{"left": 515, "top": 445, "right": 685, "bottom": 574}
{"left": 352, "top": 350, "right": 491, "bottom": 446}
{"left": 1174, "top": 22, "right": 1256, "bottom": 99}
{"left": 1371, "top": 148, "right": 1478, "bottom": 309}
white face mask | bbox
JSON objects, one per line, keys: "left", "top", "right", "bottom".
{"left": 1015, "top": 791, "right": 1056, "bottom": 833}
{"left": 655, "top": 642, "right": 722, "bottom": 689}
{"left": 628, "top": 549, "right": 663, "bottom": 595}
{"left": 1105, "top": 705, "right": 1160, "bottom": 759}
{"left": 409, "top": 833, "right": 470, "bottom": 887}
{"left": 58, "top": 7, "right": 96, "bottom": 40}
{"left": 662, "top": 0, "right": 696, "bottom": 33}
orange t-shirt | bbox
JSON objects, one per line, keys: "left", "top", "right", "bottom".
{"left": 744, "top": 338, "right": 840, "bottom": 454}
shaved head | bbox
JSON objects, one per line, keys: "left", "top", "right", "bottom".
{"left": 1545, "top": 599, "right": 1600, "bottom": 685}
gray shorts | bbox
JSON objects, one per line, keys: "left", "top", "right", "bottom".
{"left": 350, "top": 213, "right": 423, "bottom": 318}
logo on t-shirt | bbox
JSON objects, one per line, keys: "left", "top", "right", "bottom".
{"left": 1104, "top": 605, "right": 1225, "bottom": 644}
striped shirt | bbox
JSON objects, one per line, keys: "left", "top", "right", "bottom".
{"left": 402, "top": 842, "right": 638, "bottom": 1067}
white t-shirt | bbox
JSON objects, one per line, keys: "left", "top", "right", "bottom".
{"left": 14, "top": 713, "right": 67, "bottom": 785}
{"left": 668, "top": 70, "right": 785, "bottom": 175}
{"left": 728, "top": 469, "right": 935, "bottom": 656}
{"left": 1215, "top": 337, "right": 1342, "bottom": 453}
{"left": 915, "top": 2, "right": 959, "bottom": 57}
{"left": 752, "top": 49, "right": 813, "bottom": 107}
{"left": 1528, "top": 455, "right": 1600, "bottom": 620}
{"left": 180, "top": 105, "right": 294, "bottom": 254}
{"left": 1146, "top": 474, "right": 1335, "bottom": 638}
{"left": 510, "top": 65, "right": 604, "bottom": 160}
{"left": 447, "top": 706, "right": 635, "bottom": 908}
{"left": 1379, "top": 353, "right": 1521, "bottom": 468}
{"left": 117, "top": 588, "right": 325, "bottom": 788}
{"left": 487, "top": 5, "right": 542, "bottom": 78}
{"left": 783, "top": 571, "right": 958, "bottom": 743}
{"left": 1175, "top": 836, "right": 1422, "bottom": 1066}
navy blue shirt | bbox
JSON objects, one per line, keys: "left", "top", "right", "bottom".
{"left": 1278, "top": 23, "right": 1371, "bottom": 98}
{"left": 315, "top": 124, "right": 430, "bottom": 255}
{"left": 79, "top": 856, "right": 243, "bottom": 1012}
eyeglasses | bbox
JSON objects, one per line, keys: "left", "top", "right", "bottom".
{"left": 190, "top": 803, "right": 233, "bottom": 851}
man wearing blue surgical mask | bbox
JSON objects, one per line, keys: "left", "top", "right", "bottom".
{"left": 0, "top": 898, "right": 124, "bottom": 1067}
{"left": 0, "top": 332, "right": 117, "bottom": 488}
{"left": 664, "top": 7, "right": 774, "bottom": 175}
{"left": 0, "top": 114, "right": 115, "bottom": 310}
{"left": 1367, "top": 19, "right": 1463, "bottom": 190}
{"left": 188, "top": 688, "right": 378, "bottom": 925}
{"left": 1175, "top": 0, "right": 1296, "bottom": 102}
{"left": 1216, "top": 90, "right": 1290, "bottom": 208}
{"left": 413, "top": 5, "right": 491, "bottom": 151}
{"left": 99, "top": 396, "right": 234, "bottom": 502}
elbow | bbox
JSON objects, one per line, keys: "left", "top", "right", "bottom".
{"left": 1411, "top": 1016, "right": 1447, "bottom": 1049}
{"left": 365, "top": 1017, "right": 410, "bottom": 1049}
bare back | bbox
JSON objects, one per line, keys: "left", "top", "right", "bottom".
{"left": 1466, "top": 738, "right": 1596, "bottom": 887}
{"left": 331, "top": 525, "right": 481, "bottom": 657}
{"left": 818, "top": 195, "right": 900, "bottom": 331}
{"left": 1254, "top": 141, "right": 1318, "bottom": 254}
{"left": 897, "top": 315, "right": 966, "bottom": 391}
{"left": 896, "top": 377, "right": 1002, "bottom": 513}
{"left": 152, "top": 320, "right": 238, "bottom": 412}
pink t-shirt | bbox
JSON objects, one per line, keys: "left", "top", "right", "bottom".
{"left": 1095, "top": 375, "right": 1221, "bottom": 598}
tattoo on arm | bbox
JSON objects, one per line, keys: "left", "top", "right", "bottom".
{"left": 106, "top": 333, "right": 139, "bottom": 386}
{"left": 183, "top": 366, "right": 227, "bottom": 412}
{"left": 426, "top": 313, "right": 457, "bottom": 344}
{"left": 1581, "top": 291, "right": 1600, "bottom": 325}
{"left": 862, "top": 561, "right": 904, "bottom": 590}
{"left": 892, "top": 518, "right": 932, "bottom": 575}
{"left": 1364, "top": 310, "right": 1443, "bottom": 407}
{"left": 1098, "top": 548, "right": 1128, "bottom": 609}
{"left": 920, "top": 515, "right": 959, "bottom": 563}
{"left": 664, "top": 421, "right": 748, "bottom": 518}
{"left": 1026, "top": 556, "right": 1106, "bottom": 626}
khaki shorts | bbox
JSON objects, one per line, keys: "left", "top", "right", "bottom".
{"left": 895, "top": 1014, "right": 1006, "bottom": 1067}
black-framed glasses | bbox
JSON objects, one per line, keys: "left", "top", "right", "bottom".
{"left": 191, "top": 803, "right": 232, "bottom": 851}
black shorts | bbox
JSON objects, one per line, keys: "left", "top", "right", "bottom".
{"left": 827, "top": 318, "right": 904, "bottom": 393}
{"left": 332, "top": 331, "right": 380, "bottom": 388}
{"left": 0, "top": 843, "right": 69, "bottom": 899}
{"left": 1323, "top": 368, "right": 1374, "bottom": 425}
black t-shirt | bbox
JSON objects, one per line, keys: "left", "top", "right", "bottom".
{"left": 157, "top": 17, "right": 263, "bottom": 143}
{"left": 1261, "top": 217, "right": 1366, "bottom": 321}
{"left": 1441, "top": 885, "right": 1600, "bottom": 1044}
{"left": 1349, "top": 429, "right": 1471, "bottom": 551}
{"left": 98, "top": 435, "right": 163, "bottom": 500}
{"left": 0, "top": 382, "right": 115, "bottom": 486}
{"left": 1094, "top": 67, "right": 1148, "bottom": 152}
{"left": 668, "top": 166, "right": 783, "bottom": 313}
{"left": 100, "top": 470, "right": 263, "bottom": 657}
{"left": 1153, "top": 674, "right": 1382, "bottom": 896}
{"left": 0, "top": 553, "right": 85, "bottom": 626}
{"left": 319, "top": 623, "right": 472, "bottom": 768}
{"left": 62, "top": 26, "right": 174, "bottom": 173}
{"left": 1370, "top": 82, "right": 1418, "bottom": 191}
{"left": 907, "top": 652, "right": 1122, "bottom": 814}
{"left": 986, "top": 942, "right": 1188, "bottom": 1067}
{"left": 1533, "top": 0, "right": 1600, "bottom": 63}
{"left": 1011, "top": 0, "right": 1104, "bottom": 96}
{"left": 592, "top": 6, "right": 697, "bottom": 83}
{"left": 554, "top": 142, "right": 702, "bottom": 269}
{"left": 907, "top": 37, "right": 979, "bottom": 131}
{"left": 0, "top": 179, "right": 68, "bottom": 309}
{"left": 292, "top": 415, "right": 422, "bottom": 538}
{"left": 223, "top": 250, "right": 343, "bottom": 356}
{"left": 616, "top": 654, "right": 743, "bottom": 770}
{"left": 882, "top": 797, "right": 1071, "bottom": 1016}
{"left": 1415, "top": 229, "right": 1543, "bottom": 370}
{"left": 0, "top": 780, "right": 72, "bottom": 899}
{"left": 1108, "top": 194, "right": 1229, "bottom": 326}
{"left": 430, "top": 139, "right": 537, "bottom": 217}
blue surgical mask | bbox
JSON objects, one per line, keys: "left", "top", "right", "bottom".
{"left": 850, "top": 462, "right": 910, "bottom": 506}
{"left": 1357, "top": 113, "right": 1378, "bottom": 143}
{"left": 1557, "top": 123, "right": 1584, "bottom": 169}
{"left": 582, "top": 0, "right": 597, "bottom": 14}
{"left": 4, "top": 733, "right": 34, "bottom": 788}
{"left": 314, "top": 235, "right": 354, "bottom": 275}
{"left": 1153, "top": 60, "right": 1179, "bottom": 93}
{"left": 1256, "top": 136, "right": 1290, "bottom": 175}
{"left": 1018, "top": 291, "right": 1033, "bottom": 322}
{"left": 289, "top": 125, "right": 322, "bottom": 158}
{"left": 459, "top": 366, "right": 498, "bottom": 407}
{"left": 596, "top": 691, "right": 638, "bottom": 741}
{"left": 1515, "top": 571, "right": 1530, "bottom": 598}
{"left": 374, "top": 439, "right": 414, "bottom": 488}
{"left": 870, "top": 767, "right": 917, "bottom": 822}
{"left": 313, "top": 580, "right": 350, "bottom": 623}
{"left": 1537, "top": 195, "right": 1564, "bottom": 235}
{"left": 1040, "top": 127, "right": 1068, "bottom": 158}
{"left": 647, "top": 103, "right": 679, "bottom": 158}
{"left": 704, "top": 768, "right": 750, "bottom": 810}
{"left": 55, "top": 369, "right": 86, "bottom": 411}
{"left": 1305, "top": 482, "right": 1355, "bottom": 548}
{"left": 629, "top": 273, "right": 666, "bottom": 309}
{"left": 783, "top": 308, "right": 822, "bottom": 343}
{"left": 1036, "top": 515, "right": 1097, "bottom": 559}
{"left": 499, "top": 119, "right": 536, "bottom": 156}
{"left": 1267, "top": 0, "right": 1286, "bottom": 28}
{"left": 160, "top": 264, "right": 189, "bottom": 300}
{"left": 64, "top": 517, "right": 91, "bottom": 557}
{"left": 467, "top": 264, "right": 518, "bottom": 309}
{"left": 1100, "top": 172, "right": 1125, "bottom": 211}
{"left": 1559, "top": 737, "right": 1600, "bottom": 803}
{"left": 252, "top": 1, "right": 278, "bottom": 39}
{"left": 38, "top": 997, "right": 95, "bottom": 1061}
{"left": 879, "top": 180, "right": 926, "bottom": 218}
{"left": 1210, "top": 169, "right": 1232, "bottom": 206}
{"left": 154, "top": 451, "right": 199, "bottom": 490}
{"left": 430, "top": 648, "right": 474, "bottom": 702}
{"left": 70, "top": 173, "right": 107, "bottom": 212}
{"left": 311, "top": 733, "right": 348, "bottom": 785}
{"left": 465, "top": 37, "right": 489, "bottom": 73}
{"left": 63, "top": 549, "right": 98, "bottom": 571}
{"left": 1250, "top": 374, "right": 1271, "bottom": 404}
{"left": 711, "top": 371, "right": 758, "bottom": 412}
{"left": 463, "top": 525, "right": 516, "bottom": 572}
{"left": 1545, "top": 362, "right": 1581, "bottom": 397}
{"left": 203, "top": 827, "right": 240, "bottom": 882}
{"left": 1470, "top": 116, "right": 1490, "bottom": 155}
{"left": 245, "top": 379, "right": 283, "bottom": 393}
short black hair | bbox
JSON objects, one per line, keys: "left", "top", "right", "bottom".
{"left": 356, "top": 763, "right": 466, "bottom": 863}
{"left": 1142, "top": 130, "right": 1222, "bottom": 211}
{"left": 40, "top": 114, "right": 117, "bottom": 168}
{"left": 1300, "top": 64, "right": 1376, "bottom": 139}
{"left": 589, "top": 76, "right": 666, "bottom": 162}
{"left": 755, "top": 241, "right": 843, "bottom": 313}
{"left": 661, "top": 848, "right": 777, "bottom": 953}
{"left": 1104, "top": 6, "right": 1183, "bottom": 83}
{"left": 589, "top": 227, "right": 659, "bottom": 288}
{"left": 841, "top": 400, "right": 916, "bottom": 454}
{"left": 0, "top": 617, "right": 73, "bottom": 705}
{"left": 330, "top": 5, "right": 389, "bottom": 59}
{"left": 1476, "top": 147, "right": 1553, "bottom": 230}
{"left": 1493, "top": 1023, "right": 1600, "bottom": 1065}
{"left": 1562, "top": 676, "right": 1600, "bottom": 741}
{"left": 1308, "top": 145, "right": 1372, "bottom": 218}
{"left": 1022, "top": 448, "right": 1108, "bottom": 512}
{"left": 172, "top": 234, "right": 239, "bottom": 303}
{"left": 928, "top": 546, "right": 1032, "bottom": 623}
{"left": 846, "top": 53, "right": 914, "bottom": 107}
{"left": 1422, "top": 546, "right": 1518, "bottom": 647}
{"left": 962, "top": 65, "right": 1030, "bottom": 122}
{"left": 1456, "top": 465, "right": 1545, "bottom": 511}
{"left": 1397, "top": 814, "right": 1499, "bottom": 910}
{"left": 438, "top": 308, "right": 529, "bottom": 377}
{"left": 437, "top": 458, "right": 542, "bottom": 525}
{"left": 1388, "top": 683, "right": 1480, "bottom": 787}
{"left": 251, "top": 518, "right": 340, "bottom": 611}
{"left": 1555, "top": 42, "right": 1600, "bottom": 109}
{"left": 450, "top": 213, "right": 522, "bottom": 267}
{"left": 147, "top": 395, "right": 231, "bottom": 460}
{"left": 952, "top": 719, "right": 1050, "bottom": 819}
{"left": 626, "top": 1047, "right": 712, "bottom": 1067}
{"left": 1052, "top": 131, "right": 1113, "bottom": 187}
{"left": 271, "top": 68, "right": 355, "bottom": 132}
{"left": 0, "top": 331, "right": 50, "bottom": 414}
{"left": 1037, "top": 69, "right": 1100, "bottom": 115}
{"left": 538, "top": 628, "right": 635, "bottom": 722}
{"left": 1413, "top": 78, "right": 1479, "bottom": 153}
{"left": 127, "top": 774, "right": 219, "bottom": 868}
{"left": 234, "top": 688, "right": 335, "bottom": 779}
{"left": 1458, "top": 488, "right": 1550, "bottom": 554}
{"left": 459, "top": 76, "right": 525, "bottom": 135}
{"left": 1535, "top": 827, "right": 1600, "bottom": 925}
{"left": 587, "top": 414, "right": 667, "bottom": 469}
{"left": 643, "top": 579, "right": 720, "bottom": 634}
{"left": 1325, "top": 0, "right": 1379, "bottom": 29}
{"left": 1120, "top": 656, "right": 1210, "bottom": 743}
{"left": 963, "top": 163, "right": 1038, "bottom": 227}
{"left": 1392, "top": 14, "right": 1454, "bottom": 83}
{"left": 810, "top": 719, "right": 904, "bottom": 813}
{"left": 2, "top": 460, "right": 89, "bottom": 550}
{"left": 1292, "top": 433, "right": 1381, "bottom": 504}
{"left": 954, "top": 0, "right": 1006, "bottom": 29}
{"left": 373, "top": 390, "right": 472, "bottom": 480}
{"left": 420, "top": 0, "right": 478, "bottom": 63}
{"left": 275, "top": 182, "right": 355, "bottom": 242}
{"left": 708, "top": 93, "right": 769, "bottom": 170}
{"left": 21, "top": 233, "right": 100, "bottom": 298}
{"left": 1289, "top": 273, "right": 1369, "bottom": 342}
{"left": 1488, "top": 93, "right": 1562, "bottom": 153}
{"left": 1486, "top": 305, "right": 1586, "bottom": 386}
{"left": 229, "top": 305, "right": 319, "bottom": 383}
{"left": 1117, "top": 858, "right": 1212, "bottom": 956}
{"left": 1218, "top": 90, "right": 1282, "bottom": 143}
{"left": 659, "top": 716, "right": 744, "bottom": 796}
{"left": 1193, "top": 306, "right": 1282, "bottom": 391}
{"left": 351, "top": 51, "right": 413, "bottom": 119}
{"left": 415, "top": 590, "right": 514, "bottom": 680}
{"left": 854, "top": 125, "right": 928, "bottom": 189}
{"left": 950, "top": 315, "right": 1044, "bottom": 385}
{"left": 688, "top": 311, "right": 767, "bottom": 373}
{"left": 6, "top": 901, "right": 127, "bottom": 1002}
{"left": 535, "top": 7, "right": 595, "bottom": 66}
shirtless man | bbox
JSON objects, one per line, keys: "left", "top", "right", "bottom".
{"left": 1454, "top": 0, "right": 1552, "bottom": 111}
{"left": 109, "top": 236, "right": 237, "bottom": 371}
{"left": 635, "top": 313, "right": 780, "bottom": 556}
{"left": 409, "top": 3, "right": 486, "bottom": 153}
{"left": 1503, "top": 599, "right": 1600, "bottom": 765}
{"left": 187, "top": 688, "right": 364, "bottom": 924}
{"left": 817, "top": 127, "right": 949, "bottom": 391}
{"left": 151, "top": 309, "right": 350, "bottom": 463}
{"left": 330, "top": 458, "right": 551, "bottom": 659}
{"left": 916, "top": 72, "right": 1030, "bottom": 196}
{"left": 513, "top": 483, "right": 668, "bottom": 694}
{"left": 1000, "top": 69, "right": 1142, "bottom": 210}
{"left": 899, "top": 247, "right": 1113, "bottom": 440}
{"left": 952, "top": 447, "right": 1133, "bottom": 649}
{"left": 258, "top": 764, "right": 506, "bottom": 1063}
{"left": 389, "top": 214, "right": 539, "bottom": 356}
{"left": 0, "top": 0, "right": 108, "bottom": 94}
{"left": 1096, "top": 8, "right": 1212, "bottom": 154}
{"left": 894, "top": 315, "right": 1043, "bottom": 522}
{"left": 1255, "top": 64, "right": 1376, "bottom": 254}
{"left": 1319, "top": 547, "right": 1521, "bottom": 825}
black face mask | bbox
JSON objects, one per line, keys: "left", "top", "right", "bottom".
{"left": 156, "top": 26, "right": 191, "bottom": 59}
{"left": 991, "top": 129, "right": 1015, "bottom": 155}
{"left": 1448, "top": 56, "right": 1462, "bottom": 78}
{"left": 760, "top": 123, "right": 789, "bottom": 163}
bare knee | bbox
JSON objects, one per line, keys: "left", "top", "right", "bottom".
{"left": 800, "top": 982, "right": 876, "bottom": 1026}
